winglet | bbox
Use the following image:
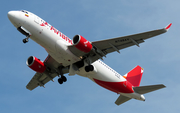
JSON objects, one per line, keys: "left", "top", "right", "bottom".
{"left": 165, "top": 23, "right": 172, "bottom": 31}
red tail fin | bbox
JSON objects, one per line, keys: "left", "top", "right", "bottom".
{"left": 123, "top": 65, "right": 143, "bottom": 87}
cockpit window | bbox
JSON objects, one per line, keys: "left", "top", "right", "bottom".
{"left": 21, "top": 10, "right": 28, "bottom": 14}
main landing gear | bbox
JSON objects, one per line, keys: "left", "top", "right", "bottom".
{"left": 58, "top": 75, "right": 67, "bottom": 84}
{"left": 57, "top": 66, "right": 67, "bottom": 84}
{"left": 85, "top": 65, "right": 94, "bottom": 72}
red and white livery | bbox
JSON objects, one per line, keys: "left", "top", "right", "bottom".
{"left": 8, "top": 10, "right": 171, "bottom": 105}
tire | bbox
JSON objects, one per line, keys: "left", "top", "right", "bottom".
{"left": 58, "top": 78, "right": 63, "bottom": 84}
{"left": 62, "top": 76, "right": 67, "bottom": 82}
{"left": 23, "top": 39, "right": 27, "bottom": 43}
{"left": 89, "top": 65, "right": 94, "bottom": 71}
{"left": 85, "top": 66, "right": 90, "bottom": 72}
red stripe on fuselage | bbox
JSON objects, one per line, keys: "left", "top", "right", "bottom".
{"left": 93, "top": 79, "right": 134, "bottom": 93}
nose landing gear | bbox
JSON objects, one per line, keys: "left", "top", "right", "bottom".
{"left": 17, "top": 26, "right": 31, "bottom": 43}
{"left": 23, "top": 35, "right": 30, "bottom": 43}
{"left": 23, "top": 37, "right": 29, "bottom": 43}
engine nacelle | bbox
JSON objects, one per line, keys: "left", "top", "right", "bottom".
{"left": 72, "top": 35, "right": 93, "bottom": 53}
{"left": 26, "top": 56, "right": 46, "bottom": 73}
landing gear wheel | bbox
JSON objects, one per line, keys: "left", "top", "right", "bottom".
{"left": 58, "top": 76, "right": 67, "bottom": 84}
{"left": 58, "top": 78, "right": 63, "bottom": 84}
{"left": 62, "top": 76, "right": 67, "bottom": 82}
{"left": 23, "top": 38, "right": 28, "bottom": 43}
{"left": 85, "top": 66, "right": 90, "bottom": 72}
{"left": 85, "top": 65, "right": 94, "bottom": 72}
{"left": 23, "top": 35, "right": 31, "bottom": 43}
{"left": 89, "top": 65, "right": 94, "bottom": 71}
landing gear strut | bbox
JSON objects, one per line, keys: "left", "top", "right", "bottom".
{"left": 17, "top": 26, "right": 31, "bottom": 43}
{"left": 57, "top": 66, "right": 67, "bottom": 84}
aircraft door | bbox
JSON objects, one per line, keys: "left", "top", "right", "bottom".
{"left": 34, "top": 16, "right": 41, "bottom": 24}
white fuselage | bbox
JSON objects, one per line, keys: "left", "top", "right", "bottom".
{"left": 8, "top": 10, "right": 145, "bottom": 100}
{"left": 8, "top": 11, "right": 80, "bottom": 66}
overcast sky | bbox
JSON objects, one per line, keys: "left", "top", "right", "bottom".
{"left": 0, "top": 0, "right": 179, "bottom": 113}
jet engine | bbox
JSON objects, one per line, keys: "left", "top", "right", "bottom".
{"left": 26, "top": 56, "right": 46, "bottom": 73}
{"left": 72, "top": 35, "right": 93, "bottom": 53}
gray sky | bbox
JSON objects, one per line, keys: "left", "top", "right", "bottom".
{"left": 0, "top": 0, "right": 179, "bottom": 113}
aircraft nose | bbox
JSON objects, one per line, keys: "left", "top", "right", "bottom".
{"left": 8, "top": 11, "right": 20, "bottom": 27}
{"left": 8, "top": 11, "right": 19, "bottom": 21}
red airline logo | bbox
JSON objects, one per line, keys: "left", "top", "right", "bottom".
{"left": 40, "top": 21, "right": 73, "bottom": 44}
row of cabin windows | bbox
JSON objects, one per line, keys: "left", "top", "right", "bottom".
{"left": 98, "top": 60, "right": 120, "bottom": 76}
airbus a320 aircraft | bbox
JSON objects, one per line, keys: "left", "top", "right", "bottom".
{"left": 8, "top": 10, "right": 171, "bottom": 105}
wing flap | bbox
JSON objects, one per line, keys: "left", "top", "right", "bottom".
{"left": 102, "top": 39, "right": 144, "bottom": 54}
{"left": 115, "top": 95, "right": 132, "bottom": 105}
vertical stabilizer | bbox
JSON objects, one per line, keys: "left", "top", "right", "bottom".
{"left": 123, "top": 65, "right": 143, "bottom": 87}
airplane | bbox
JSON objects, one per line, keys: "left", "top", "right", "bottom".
{"left": 8, "top": 10, "right": 171, "bottom": 105}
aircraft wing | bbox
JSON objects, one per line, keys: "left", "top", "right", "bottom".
{"left": 26, "top": 55, "right": 69, "bottom": 90}
{"left": 68, "top": 23, "right": 172, "bottom": 63}
{"left": 26, "top": 72, "right": 58, "bottom": 90}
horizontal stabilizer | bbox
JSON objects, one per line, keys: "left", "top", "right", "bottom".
{"left": 115, "top": 95, "right": 132, "bottom": 105}
{"left": 133, "top": 84, "right": 166, "bottom": 94}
